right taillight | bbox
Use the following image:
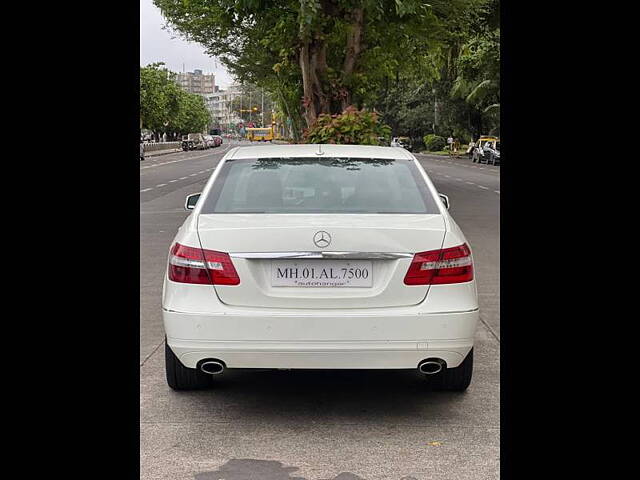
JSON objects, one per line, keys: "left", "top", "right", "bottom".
{"left": 168, "top": 243, "right": 240, "bottom": 285}
{"left": 404, "top": 243, "right": 473, "bottom": 285}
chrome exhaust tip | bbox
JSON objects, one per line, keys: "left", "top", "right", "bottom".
{"left": 418, "top": 359, "right": 446, "bottom": 375}
{"left": 199, "top": 360, "right": 225, "bottom": 375}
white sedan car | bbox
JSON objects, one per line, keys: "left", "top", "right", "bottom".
{"left": 163, "top": 144, "right": 478, "bottom": 391}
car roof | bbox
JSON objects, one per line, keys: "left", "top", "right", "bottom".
{"left": 227, "top": 144, "right": 414, "bottom": 160}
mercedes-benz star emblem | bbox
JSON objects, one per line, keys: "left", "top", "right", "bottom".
{"left": 313, "top": 231, "right": 331, "bottom": 248}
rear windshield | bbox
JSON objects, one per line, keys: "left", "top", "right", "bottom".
{"left": 200, "top": 157, "right": 439, "bottom": 214}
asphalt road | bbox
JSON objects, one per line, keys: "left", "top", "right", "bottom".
{"left": 140, "top": 143, "right": 500, "bottom": 480}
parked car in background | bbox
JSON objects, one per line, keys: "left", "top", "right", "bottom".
{"left": 163, "top": 144, "right": 478, "bottom": 392}
{"left": 203, "top": 135, "right": 216, "bottom": 149}
{"left": 182, "top": 135, "right": 194, "bottom": 151}
{"left": 182, "top": 133, "right": 207, "bottom": 151}
{"left": 212, "top": 135, "right": 223, "bottom": 147}
{"left": 390, "top": 136, "right": 413, "bottom": 151}
{"left": 471, "top": 136, "right": 500, "bottom": 165}
{"left": 193, "top": 133, "right": 208, "bottom": 150}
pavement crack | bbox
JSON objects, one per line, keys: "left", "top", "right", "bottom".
{"left": 140, "top": 339, "right": 164, "bottom": 367}
{"left": 479, "top": 313, "right": 500, "bottom": 343}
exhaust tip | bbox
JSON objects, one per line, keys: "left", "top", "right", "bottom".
{"left": 418, "top": 359, "right": 446, "bottom": 375}
{"left": 199, "top": 360, "right": 225, "bottom": 375}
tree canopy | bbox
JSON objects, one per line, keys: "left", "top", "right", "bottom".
{"left": 140, "top": 63, "right": 211, "bottom": 138}
{"left": 153, "top": 0, "right": 499, "bottom": 143}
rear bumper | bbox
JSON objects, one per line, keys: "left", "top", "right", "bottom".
{"left": 163, "top": 308, "right": 478, "bottom": 369}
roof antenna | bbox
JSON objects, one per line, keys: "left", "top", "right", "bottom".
{"left": 316, "top": 144, "right": 324, "bottom": 156}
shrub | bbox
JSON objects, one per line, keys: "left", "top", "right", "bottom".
{"left": 423, "top": 134, "right": 447, "bottom": 151}
{"left": 304, "top": 106, "right": 391, "bottom": 145}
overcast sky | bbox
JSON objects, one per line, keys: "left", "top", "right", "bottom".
{"left": 140, "top": 0, "right": 234, "bottom": 88}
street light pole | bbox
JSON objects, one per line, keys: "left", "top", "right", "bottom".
{"left": 261, "top": 88, "right": 264, "bottom": 128}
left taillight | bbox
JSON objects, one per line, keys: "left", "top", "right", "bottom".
{"left": 168, "top": 243, "right": 240, "bottom": 285}
{"left": 404, "top": 243, "right": 473, "bottom": 285}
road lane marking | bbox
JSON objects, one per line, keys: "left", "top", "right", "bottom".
{"left": 478, "top": 185, "right": 489, "bottom": 190}
{"left": 168, "top": 180, "right": 178, "bottom": 183}
{"left": 179, "top": 176, "right": 188, "bottom": 180}
{"left": 494, "top": 190, "right": 500, "bottom": 194}
{"left": 140, "top": 188, "right": 152, "bottom": 193}
{"left": 466, "top": 181, "right": 475, "bottom": 185}
{"left": 189, "top": 173, "right": 197, "bottom": 177}
{"left": 156, "top": 183, "right": 167, "bottom": 187}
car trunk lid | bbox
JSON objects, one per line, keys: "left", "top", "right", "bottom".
{"left": 197, "top": 214, "right": 446, "bottom": 309}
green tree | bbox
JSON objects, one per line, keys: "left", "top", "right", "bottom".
{"left": 154, "top": 0, "right": 474, "bottom": 131}
{"left": 140, "top": 63, "right": 174, "bottom": 138}
{"left": 374, "top": 0, "right": 499, "bottom": 143}
{"left": 449, "top": 0, "right": 500, "bottom": 137}
{"left": 140, "top": 63, "right": 211, "bottom": 138}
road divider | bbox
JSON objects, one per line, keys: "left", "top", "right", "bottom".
{"left": 142, "top": 142, "right": 182, "bottom": 157}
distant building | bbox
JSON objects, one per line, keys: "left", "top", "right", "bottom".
{"left": 203, "top": 92, "right": 224, "bottom": 127}
{"left": 214, "top": 84, "right": 244, "bottom": 130}
{"left": 176, "top": 69, "right": 216, "bottom": 95}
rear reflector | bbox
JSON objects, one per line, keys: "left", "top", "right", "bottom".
{"left": 169, "top": 243, "right": 240, "bottom": 285}
{"left": 404, "top": 243, "right": 473, "bottom": 285}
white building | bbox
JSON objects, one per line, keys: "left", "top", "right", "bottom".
{"left": 216, "top": 84, "right": 244, "bottom": 129}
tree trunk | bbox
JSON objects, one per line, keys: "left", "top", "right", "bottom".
{"left": 433, "top": 88, "right": 440, "bottom": 134}
{"left": 341, "top": 7, "right": 364, "bottom": 110}
{"left": 299, "top": 42, "right": 317, "bottom": 128}
{"left": 312, "top": 41, "right": 330, "bottom": 114}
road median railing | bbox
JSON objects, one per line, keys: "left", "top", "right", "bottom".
{"left": 142, "top": 141, "right": 182, "bottom": 157}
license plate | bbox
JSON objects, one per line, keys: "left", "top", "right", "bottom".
{"left": 271, "top": 260, "right": 373, "bottom": 287}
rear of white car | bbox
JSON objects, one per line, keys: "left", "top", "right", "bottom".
{"left": 162, "top": 145, "right": 478, "bottom": 391}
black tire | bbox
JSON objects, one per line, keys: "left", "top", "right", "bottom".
{"left": 428, "top": 348, "right": 473, "bottom": 392}
{"left": 165, "top": 340, "right": 212, "bottom": 390}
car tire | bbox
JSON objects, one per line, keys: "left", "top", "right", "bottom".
{"left": 165, "top": 339, "right": 212, "bottom": 390}
{"left": 428, "top": 348, "right": 473, "bottom": 392}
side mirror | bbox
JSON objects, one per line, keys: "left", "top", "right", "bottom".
{"left": 439, "top": 193, "right": 450, "bottom": 210}
{"left": 185, "top": 193, "right": 201, "bottom": 211}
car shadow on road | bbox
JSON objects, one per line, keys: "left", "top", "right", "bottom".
{"left": 194, "top": 458, "right": 418, "bottom": 480}
{"left": 178, "top": 368, "right": 472, "bottom": 424}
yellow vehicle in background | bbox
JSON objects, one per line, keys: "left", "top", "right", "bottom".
{"left": 246, "top": 127, "right": 274, "bottom": 142}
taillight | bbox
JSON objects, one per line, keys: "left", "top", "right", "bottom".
{"left": 404, "top": 243, "right": 473, "bottom": 285}
{"left": 168, "top": 243, "right": 240, "bottom": 285}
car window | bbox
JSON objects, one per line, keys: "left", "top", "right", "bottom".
{"left": 201, "top": 157, "right": 439, "bottom": 214}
